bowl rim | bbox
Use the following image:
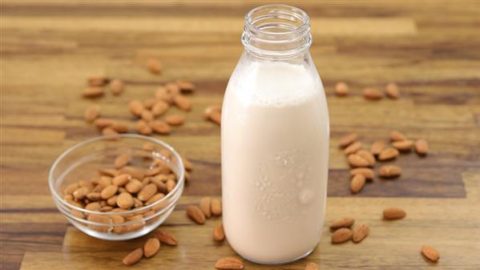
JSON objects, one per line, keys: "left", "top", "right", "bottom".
{"left": 48, "top": 134, "right": 185, "bottom": 216}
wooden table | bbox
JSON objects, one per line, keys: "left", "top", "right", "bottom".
{"left": 2, "top": 1, "right": 480, "bottom": 269}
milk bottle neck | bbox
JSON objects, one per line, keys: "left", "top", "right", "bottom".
{"left": 241, "top": 4, "right": 312, "bottom": 61}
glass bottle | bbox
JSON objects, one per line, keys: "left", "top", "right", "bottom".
{"left": 221, "top": 4, "right": 330, "bottom": 264}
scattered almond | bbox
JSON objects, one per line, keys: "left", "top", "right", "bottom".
{"left": 199, "top": 196, "right": 212, "bottom": 218}
{"left": 378, "top": 147, "right": 399, "bottom": 161}
{"left": 141, "top": 110, "right": 154, "bottom": 122}
{"left": 102, "top": 127, "right": 119, "bottom": 139}
{"left": 211, "top": 198, "right": 222, "bottom": 216}
{"left": 350, "top": 174, "right": 366, "bottom": 194}
{"left": 421, "top": 245, "right": 440, "bottom": 263}
{"left": 165, "top": 115, "right": 185, "bottom": 126}
{"left": 335, "top": 82, "right": 349, "bottom": 97}
{"left": 129, "top": 100, "right": 145, "bottom": 117}
{"left": 109, "top": 79, "right": 124, "bottom": 96}
{"left": 339, "top": 133, "right": 358, "bottom": 148}
{"left": 155, "top": 230, "right": 178, "bottom": 246}
{"left": 357, "top": 150, "right": 375, "bottom": 166}
{"left": 209, "top": 110, "right": 221, "bottom": 126}
{"left": 383, "top": 207, "right": 406, "bottom": 220}
{"left": 330, "top": 217, "right": 355, "bottom": 231}
{"left": 415, "top": 139, "right": 429, "bottom": 156}
{"left": 344, "top": 141, "right": 362, "bottom": 155}
{"left": 347, "top": 154, "right": 370, "bottom": 167}
{"left": 379, "top": 165, "right": 402, "bottom": 178}
{"left": 122, "top": 248, "right": 143, "bottom": 266}
{"left": 144, "top": 238, "right": 161, "bottom": 258}
{"left": 204, "top": 105, "right": 221, "bottom": 120}
{"left": 350, "top": 168, "right": 374, "bottom": 180}
{"left": 213, "top": 222, "right": 225, "bottom": 242}
{"left": 370, "top": 140, "right": 385, "bottom": 156}
{"left": 173, "top": 95, "right": 192, "bottom": 111}
{"left": 176, "top": 80, "right": 195, "bottom": 94}
{"left": 94, "top": 118, "right": 114, "bottom": 129}
{"left": 84, "top": 105, "right": 101, "bottom": 123}
{"left": 331, "top": 228, "right": 353, "bottom": 244}
{"left": 136, "top": 120, "right": 153, "bottom": 135}
{"left": 186, "top": 205, "right": 206, "bottom": 224}
{"left": 150, "top": 120, "right": 171, "bottom": 135}
{"left": 352, "top": 224, "right": 369, "bottom": 243}
{"left": 146, "top": 58, "right": 162, "bottom": 74}
{"left": 152, "top": 101, "right": 170, "bottom": 117}
{"left": 385, "top": 83, "right": 400, "bottom": 99}
{"left": 392, "top": 140, "right": 413, "bottom": 152}
{"left": 83, "top": 87, "right": 104, "bottom": 98}
{"left": 390, "top": 130, "right": 407, "bottom": 141}
{"left": 363, "top": 88, "right": 383, "bottom": 100}
{"left": 111, "top": 121, "right": 129, "bottom": 133}
{"left": 215, "top": 257, "right": 244, "bottom": 270}
{"left": 88, "top": 76, "right": 109, "bottom": 87}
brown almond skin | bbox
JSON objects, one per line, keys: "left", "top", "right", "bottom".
{"left": 137, "top": 183, "right": 158, "bottom": 201}
{"left": 166, "top": 179, "right": 176, "bottom": 193}
{"left": 94, "top": 118, "right": 114, "bottom": 129}
{"left": 383, "top": 207, "right": 406, "bottom": 220}
{"left": 129, "top": 100, "right": 145, "bottom": 117}
{"left": 64, "top": 183, "right": 79, "bottom": 195}
{"left": 378, "top": 147, "right": 399, "bottom": 161}
{"left": 335, "top": 82, "right": 349, "bottom": 97}
{"left": 330, "top": 217, "right": 355, "bottom": 231}
{"left": 84, "top": 105, "right": 101, "bottom": 123}
{"left": 421, "top": 245, "right": 440, "bottom": 263}
{"left": 112, "top": 174, "right": 130, "bottom": 186}
{"left": 173, "top": 95, "right": 192, "bottom": 111}
{"left": 186, "top": 205, "right": 206, "bottom": 224}
{"left": 146, "top": 58, "right": 162, "bottom": 74}
{"left": 152, "top": 101, "right": 170, "bottom": 117}
{"left": 211, "top": 198, "right": 222, "bottom": 216}
{"left": 102, "top": 127, "right": 119, "bottom": 139}
{"left": 117, "top": 192, "right": 134, "bottom": 209}
{"left": 114, "top": 153, "right": 130, "bottom": 169}
{"left": 347, "top": 154, "right": 370, "bottom": 167}
{"left": 83, "top": 87, "right": 104, "bottom": 98}
{"left": 350, "top": 174, "right": 366, "bottom": 194}
{"left": 339, "top": 133, "right": 358, "bottom": 148}
{"left": 136, "top": 120, "right": 153, "bottom": 135}
{"left": 331, "top": 228, "right": 353, "bottom": 244}
{"left": 392, "top": 140, "right": 413, "bottom": 152}
{"left": 363, "top": 88, "right": 383, "bottom": 100}
{"left": 88, "top": 76, "right": 109, "bottom": 87}
{"left": 150, "top": 120, "right": 171, "bottom": 135}
{"left": 350, "top": 168, "right": 374, "bottom": 180}
{"left": 120, "top": 167, "right": 145, "bottom": 180}
{"left": 155, "top": 230, "right": 178, "bottom": 246}
{"left": 370, "top": 140, "right": 385, "bottom": 156}
{"left": 141, "top": 110, "right": 154, "bottom": 122}
{"left": 199, "top": 197, "right": 212, "bottom": 218}
{"left": 385, "top": 83, "right": 400, "bottom": 99}
{"left": 344, "top": 141, "right": 362, "bottom": 155}
{"left": 305, "top": 262, "right": 320, "bottom": 270}
{"left": 144, "top": 238, "right": 161, "bottom": 258}
{"left": 204, "top": 105, "right": 221, "bottom": 119}
{"left": 213, "top": 222, "right": 225, "bottom": 242}
{"left": 209, "top": 111, "right": 221, "bottom": 126}
{"left": 122, "top": 248, "right": 143, "bottom": 266}
{"left": 390, "top": 130, "right": 407, "bottom": 141}
{"left": 111, "top": 122, "right": 129, "bottom": 133}
{"left": 352, "top": 224, "right": 369, "bottom": 243}
{"left": 357, "top": 150, "right": 375, "bottom": 166}
{"left": 183, "top": 157, "right": 193, "bottom": 171}
{"left": 109, "top": 79, "right": 124, "bottom": 96}
{"left": 165, "top": 114, "right": 185, "bottom": 126}
{"left": 73, "top": 187, "right": 89, "bottom": 200}
{"left": 379, "top": 165, "right": 402, "bottom": 178}
{"left": 415, "top": 139, "right": 429, "bottom": 156}
{"left": 215, "top": 257, "right": 244, "bottom": 270}
{"left": 176, "top": 80, "right": 195, "bottom": 94}
{"left": 100, "top": 185, "right": 118, "bottom": 199}
{"left": 125, "top": 179, "right": 143, "bottom": 193}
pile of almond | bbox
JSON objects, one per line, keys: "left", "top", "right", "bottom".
{"left": 62, "top": 143, "right": 192, "bottom": 235}
{"left": 82, "top": 58, "right": 221, "bottom": 139}
{"left": 340, "top": 130, "right": 429, "bottom": 194}
{"left": 334, "top": 81, "right": 400, "bottom": 100}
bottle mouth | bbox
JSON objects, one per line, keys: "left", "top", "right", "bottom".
{"left": 242, "top": 4, "right": 312, "bottom": 58}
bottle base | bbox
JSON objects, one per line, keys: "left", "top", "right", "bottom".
{"left": 236, "top": 244, "right": 317, "bottom": 265}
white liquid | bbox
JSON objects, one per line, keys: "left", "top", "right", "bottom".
{"left": 222, "top": 60, "right": 329, "bottom": 264}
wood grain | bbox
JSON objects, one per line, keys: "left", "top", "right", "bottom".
{"left": 1, "top": 0, "right": 479, "bottom": 269}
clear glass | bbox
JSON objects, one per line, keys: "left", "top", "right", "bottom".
{"left": 221, "top": 4, "right": 329, "bottom": 264}
{"left": 49, "top": 134, "right": 184, "bottom": 241}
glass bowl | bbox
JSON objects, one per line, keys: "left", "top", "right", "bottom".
{"left": 48, "top": 134, "right": 184, "bottom": 240}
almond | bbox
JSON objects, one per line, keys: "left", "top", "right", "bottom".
{"left": 109, "top": 79, "right": 124, "bottom": 96}
{"left": 143, "top": 142, "right": 155, "bottom": 152}
{"left": 331, "top": 228, "right": 353, "bottom": 244}
{"left": 421, "top": 245, "right": 440, "bottom": 263}
{"left": 370, "top": 140, "right": 385, "bottom": 156}
{"left": 114, "top": 153, "right": 130, "bottom": 169}
{"left": 137, "top": 183, "right": 158, "bottom": 201}
{"left": 84, "top": 105, "right": 101, "bottom": 123}
{"left": 102, "top": 127, "right": 119, "bottom": 139}
{"left": 350, "top": 174, "right": 366, "bottom": 194}
{"left": 204, "top": 105, "right": 221, "bottom": 119}
{"left": 146, "top": 58, "right": 162, "bottom": 74}
{"left": 215, "top": 257, "right": 244, "bottom": 270}
{"left": 176, "top": 80, "right": 195, "bottom": 94}
{"left": 378, "top": 147, "right": 399, "bottom": 161}
{"left": 352, "top": 224, "right": 369, "bottom": 243}
{"left": 165, "top": 82, "right": 180, "bottom": 95}
{"left": 383, "top": 207, "right": 406, "bottom": 220}
{"left": 136, "top": 120, "right": 152, "bottom": 135}
{"left": 173, "top": 95, "right": 192, "bottom": 111}
{"left": 211, "top": 198, "right": 222, "bottom": 216}
{"left": 385, "top": 82, "right": 400, "bottom": 99}
{"left": 344, "top": 141, "right": 362, "bottom": 155}
{"left": 347, "top": 154, "right": 370, "bottom": 167}
{"left": 165, "top": 114, "right": 185, "bottom": 126}
{"left": 209, "top": 110, "right": 221, "bottom": 126}
{"left": 120, "top": 167, "right": 145, "bottom": 180}
{"left": 390, "top": 130, "right": 407, "bottom": 141}
{"left": 64, "top": 183, "right": 79, "bottom": 195}
{"left": 146, "top": 192, "right": 164, "bottom": 205}
{"left": 149, "top": 120, "right": 171, "bottom": 135}
{"left": 73, "top": 187, "right": 89, "bottom": 200}
{"left": 88, "top": 76, "right": 109, "bottom": 87}
{"left": 83, "top": 87, "right": 104, "bottom": 98}
{"left": 186, "top": 205, "right": 206, "bottom": 224}
{"left": 155, "top": 230, "right": 178, "bottom": 246}
{"left": 152, "top": 101, "right": 170, "bottom": 116}
{"left": 107, "top": 195, "right": 118, "bottom": 206}
{"left": 100, "top": 184, "right": 118, "bottom": 199}
{"left": 339, "top": 133, "right": 358, "bottom": 148}
{"left": 141, "top": 110, "right": 154, "bottom": 122}
{"left": 363, "top": 88, "right": 383, "bottom": 100}
{"left": 183, "top": 157, "right": 193, "bottom": 171}
{"left": 144, "top": 238, "right": 161, "bottom": 258}
{"left": 112, "top": 174, "right": 130, "bottom": 186}
{"left": 392, "top": 140, "right": 413, "bottom": 152}
{"left": 86, "top": 192, "right": 101, "bottom": 201}
{"left": 98, "top": 168, "right": 118, "bottom": 177}
{"left": 111, "top": 121, "right": 129, "bottom": 133}
{"left": 166, "top": 179, "right": 176, "bottom": 193}
{"left": 117, "top": 192, "right": 134, "bottom": 209}
{"left": 199, "top": 197, "right": 212, "bottom": 218}
{"left": 305, "top": 262, "right": 320, "bottom": 270}
{"left": 122, "top": 248, "right": 143, "bottom": 266}
{"left": 129, "top": 100, "right": 145, "bottom": 117}
{"left": 350, "top": 168, "right": 374, "bottom": 180}
{"left": 94, "top": 118, "right": 114, "bottom": 129}
{"left": 213, "top": 222, "right": 225, "bottom": 242}
{"left": 334, "top": 82, "right": 349, "bottom": 97}
{"left": 415, "top": 139, "right": 429, "bottom": 156}
{"left": 85, "top": 202, "right": 101, "bottom": 211}
{"left": 357, "top": 150, "right": 375, "bottom": 166}
{"left": 125, "top": 179, "right": 143, "bottom": 193}
{"left": 330, "top": 217, "right": 355, "bottom": 230}
{"left": 379, "top": 165, "right": 402, "bottom": 178}
{"left": 155, "top": 87, "right": 173, "bottom": 103}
